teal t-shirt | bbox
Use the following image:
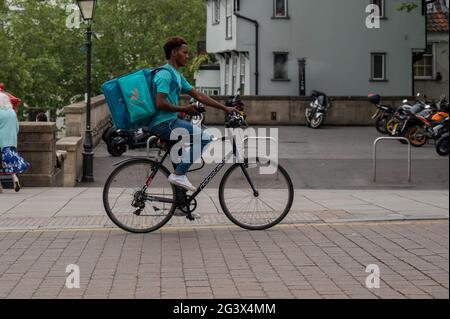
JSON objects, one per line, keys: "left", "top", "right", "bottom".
{"left": 149, "top": 64, "right": 193, "bottom": 128}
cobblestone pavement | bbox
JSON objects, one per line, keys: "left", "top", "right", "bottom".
{"left": 0, "top": 220, "right": 448, "bottom": 299}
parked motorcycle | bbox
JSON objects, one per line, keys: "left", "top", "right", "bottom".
{"left": 368, "top": 93, "right": 397, "bottom": 134}
{"left": 386, "top": 94, "right": 429, "bottom": 143}
{"left": 224, "top": 89, "right": 247, "bottom": 128}
{"left": 305, "top": 90, "right": 331, "bottom": 129}
{"left": 436, "top": 132, "right": 449, "bottom": 156}
{"left": 398, "top": 95, "right": 448, "bottom": 147}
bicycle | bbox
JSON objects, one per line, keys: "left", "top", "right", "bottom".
{"left": 102, "top": 94, "right": 294, "bottom": 233}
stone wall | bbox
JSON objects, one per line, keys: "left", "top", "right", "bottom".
{"left": 56, "top": 137, "right": 83, "bottom": 187}
{"left": 17, "top": 122, "right": 63, "bottom": 187}
{"left": 64, "top": 95, "right": 111, "bottom": 147}
{"left": 180, "top": 95, "right": 412, "bottom": 126}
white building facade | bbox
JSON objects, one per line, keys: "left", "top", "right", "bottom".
{"left": 205, "top": 0, "right": 427, "bottom": 96}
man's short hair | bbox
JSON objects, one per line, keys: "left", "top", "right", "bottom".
{"left": 164, "top": 36, "right": 188, "bottom": 60}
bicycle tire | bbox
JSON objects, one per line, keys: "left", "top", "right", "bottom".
{"left": 103, "top": 158, "right": 176, "bottom": 233}
{"left": 219, "top": 159, "right": 294, "bottom": 230}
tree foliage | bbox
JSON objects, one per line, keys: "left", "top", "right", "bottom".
{"left": 0, "top": 0, "right": 206, "bottom": 119}
{"left": 398, "top": 2, "right": 420, "bottom": 12}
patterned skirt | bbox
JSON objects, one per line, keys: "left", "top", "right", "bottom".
{"left": 0, "top": 147, "right": 30, "bottom": 174}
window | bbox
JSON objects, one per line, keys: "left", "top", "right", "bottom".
{"left": 274, "top": 0, "right": 288, "bottom": 17}
{"left": 414, "top": 44, "right": 435, "bottom": 79}
{"left": 273, "top": 52, "right": 289, "bottom": 80}
{"left": 371, "top": 53, "right": 386, "bottom": 81}
{"left": 226, "top": 0, "right": 232, "bottom": 39}
{"left": 212, "top": 0, "right": 220, "bottom": 25}
{"left": 201, "top": 88, "right": 220, "bottom": 95}
{"left": 240, "top": 55, "right": 246, "bottom": 94}
{"left": 225, "top": 57, "right": 230, "bottom": 94}
{"left": 370, "top": 0, "right": 385, "bottom": 18}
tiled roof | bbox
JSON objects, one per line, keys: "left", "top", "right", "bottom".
{"left": 427, "top": 11, "right": 449, "bottom": 32}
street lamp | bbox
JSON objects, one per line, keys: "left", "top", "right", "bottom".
{"left": 76, "top": 0, "right": 97, "bottom": 183}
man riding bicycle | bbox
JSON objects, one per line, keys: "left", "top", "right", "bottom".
{"left": 150, "top": 37, "right": 238, "bottom": 216}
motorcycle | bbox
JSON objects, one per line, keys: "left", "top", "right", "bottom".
{"left": 436, "top": 132, "right": 449, "bottom": 156}
{"left": 386, "top": 94, "right": 430, "bottom": 143}
{"left": 305, "top": 90, "right": 331, "bottom": 129}
{"left": 368, "top": 93, "right": 397, "bottom": 134}
{"left": 225, "top": 89, "right": 246, "bottom": 128}
{"left": 401, "top": 95, "right": 448, "bottom": 147}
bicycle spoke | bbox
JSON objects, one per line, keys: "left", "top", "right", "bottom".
{"left": 219, "top": 161, "right": 293, "bottom": 230}
{"left": 104, "top": 160, "right": 175, "bottom": 233}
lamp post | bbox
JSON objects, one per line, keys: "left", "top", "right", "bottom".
{"left": 76, "top": 0, "right": 97, "bottom": 183}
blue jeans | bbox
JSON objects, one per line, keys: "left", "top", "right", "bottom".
{"left": 150, "top": 118, "right": 212, "bottom": 175}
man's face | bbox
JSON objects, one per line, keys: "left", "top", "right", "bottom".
{"left": 174, "top": 44, "right": 189, "bottom": 67}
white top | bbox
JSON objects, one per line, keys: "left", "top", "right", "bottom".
{"left": 0, "top": 92, "right": 13, "bottom": 110}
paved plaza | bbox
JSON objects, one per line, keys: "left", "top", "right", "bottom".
{"left": 0, "top": 220, "right": 447, "bottom": 299}
{"left": 0, "top": 187, "right": 448, "bottom": 299}
{"left": 0, "top": 127, "right": 448, "bottom": 299}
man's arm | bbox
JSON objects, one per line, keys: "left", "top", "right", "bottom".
{"left": 187, "top": 88, "right": 232, "bottom": 113}
{"left": 156, "top": 93, "right": 197, "bottom": 115}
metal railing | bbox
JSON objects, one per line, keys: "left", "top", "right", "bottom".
{"left": 373, "top": 137, "right": 411, "bottom": 183}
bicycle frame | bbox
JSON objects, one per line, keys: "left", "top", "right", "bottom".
{"left": 143, "top": 136, "right": 258, "bottom": 206}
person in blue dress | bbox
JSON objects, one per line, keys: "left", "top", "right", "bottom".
{"left": 0, "top": 90, "right": 29, "bottom": 193}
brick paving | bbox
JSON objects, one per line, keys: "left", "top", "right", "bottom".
{"left": 0, "top": 188, "right": 448, "bottom": 231}
{"left": 0, "top": 220, "right": 448, "bottom": 299}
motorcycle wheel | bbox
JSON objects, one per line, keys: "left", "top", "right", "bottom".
{"left": 386, "top": 119, "right": 398, "bottom": 136}
{"left": 310, "top": 114, "right": 325, "bottom": 129}
{"left": 405, "top": 126, "right": 428, "bottom": 147}
{"left": 375, "top": 116, "right": 389, "bottom": 134}
{"left": 305, "top": 108, "right": 312, "bottom": 125}
{"left": 436, "top": 135, "right": 449, "bottom": 156}
{"left": 107, "top": 139, "right": 127, "bottom": 157}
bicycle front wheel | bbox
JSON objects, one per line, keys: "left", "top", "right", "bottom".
{"left": 103, "top": 159, "right": 176, "bottom": 233}
{"left": 219, "top": 159, "right": 294, "bottom": 230}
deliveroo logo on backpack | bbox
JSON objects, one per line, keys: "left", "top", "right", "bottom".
{"left": 130, "top": 88, "right": 146, "bottom": 108}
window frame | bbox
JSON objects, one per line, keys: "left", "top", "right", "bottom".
{"left": 272, "top": 52, "right": 290, "bottom": 81}
{"left": 370, "top": 52, "right": 387, "bottom": 81}
{"left": 273, "top": 0, "right": 289, "bottom": 18}
{"left": 414, "top": 44, "right": 436, "bottom": 80}
{"left": 212, "top": 0, "right": 220, "bottom": 25}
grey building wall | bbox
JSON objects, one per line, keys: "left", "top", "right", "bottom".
{"left": 206, "top": 0, "right": 426, "bottom": 96}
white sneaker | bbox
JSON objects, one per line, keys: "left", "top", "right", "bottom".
{"left": 168, "top": 174, "right": 197, "bottom": 192}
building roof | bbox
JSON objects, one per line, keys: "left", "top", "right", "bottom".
{"left": 427, "top": 0, "right": 449, "bottom": 32}
{"left": 428, "top": 10, "right": 449, "bottom": 32}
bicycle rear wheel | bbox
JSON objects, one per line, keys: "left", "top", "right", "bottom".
{"left": 103, "top": 159, "right": 175, "bottom": 233}
{"left": 219, "top": 158, "right": 294, "bottom": 230}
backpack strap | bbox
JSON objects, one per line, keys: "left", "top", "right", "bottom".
{"left": 151, "top": 66, "right": 181, "bottom": 95}
{"left": 147, "top": 66, "right": 181, "bottom": 127}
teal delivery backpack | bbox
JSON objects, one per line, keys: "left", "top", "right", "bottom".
{"left": 101, "top": 66, "right": 177, "bottom": 130}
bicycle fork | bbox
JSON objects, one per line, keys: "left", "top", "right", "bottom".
{"left": 239, "top": 164, "right": 259, "bottom": 197}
